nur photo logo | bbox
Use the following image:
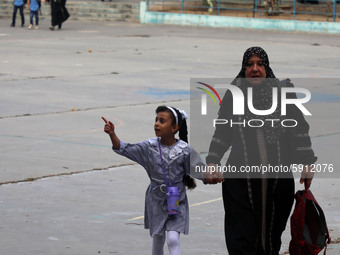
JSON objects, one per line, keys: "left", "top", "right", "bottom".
{"left": 196, "top": 82, "right": 223, "bottom": 115}
{"left": 197, "top": 81, "right": 311, "bottom": 116}
{"left": 195, "top": 79, "right": 312, "bottom": 128}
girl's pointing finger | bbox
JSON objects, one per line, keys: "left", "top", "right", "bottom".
{"left": 101, "top": 117, "right": 108, "bottom": 124}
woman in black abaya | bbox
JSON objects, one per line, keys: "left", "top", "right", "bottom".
{"left": 47, "top": 0, "right": 69, "bottom": 30}
{"left": 206, "top": 47, "right": 317, "bottom": 255}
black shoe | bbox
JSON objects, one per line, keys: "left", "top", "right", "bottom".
{"left": 49, "top": 26, "right": 55, "bottom": 30}
{"left": 10, "top": 23, "right": 15, "bottom": 27}
{"left": 21, "top": 24, "right": 24, "bottom": 27}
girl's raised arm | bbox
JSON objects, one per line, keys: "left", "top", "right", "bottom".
{"left": 102, "top": 117, "right": 120, "bottom": 150}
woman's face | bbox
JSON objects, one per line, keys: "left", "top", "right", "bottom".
{"left": 245, "top": 55, "right": 266, "bottom": 86}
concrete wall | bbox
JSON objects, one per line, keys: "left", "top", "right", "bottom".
{"left": 140, "top": 1, "right": 340, "bottom": 34}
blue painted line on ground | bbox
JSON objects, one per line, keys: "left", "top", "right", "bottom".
{"left": 310, "top": 92, "right": 340, "bottom": 102}
{"left": 0, "top": 134, "right": 111, "bottom": 148}
{"left": 139, "top": 87, "right": 190, "bottom": 98}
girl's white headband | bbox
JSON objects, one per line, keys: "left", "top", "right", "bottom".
{"left": 166, "top": 107, "right": 187, "bottom": 125}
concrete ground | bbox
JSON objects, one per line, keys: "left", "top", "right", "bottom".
{"left": 0, "top": 18, "right": 340, "bottom": 254}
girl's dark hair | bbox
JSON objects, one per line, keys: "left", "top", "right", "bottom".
{"left": 155, "top": 106, "right": 196, "bottom": 190}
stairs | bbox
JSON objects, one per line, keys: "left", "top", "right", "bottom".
{"left": 0, "top": 0, "right": 140, "bottom": 22}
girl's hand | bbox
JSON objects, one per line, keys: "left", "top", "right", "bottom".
{"left": 102, "top": 117, "right": 115, "bottom": 135}
{"left": 102, "top": 116, "right": 120, "bottom": 150}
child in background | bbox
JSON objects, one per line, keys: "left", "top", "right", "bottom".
{"left": 11, "top": 0, "right": 25, "bottom": 27}
{"left": 27, "top": 0, "right": 40, "bottom": 29}
{"left": 102, "top": 106, "right": 223, "bottom": 255}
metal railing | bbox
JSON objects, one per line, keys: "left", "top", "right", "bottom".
{"left": 145, "top": 0, "right": 339, "bottom": 22}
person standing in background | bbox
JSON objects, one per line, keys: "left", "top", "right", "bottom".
{"left": 27, "top": 0, "right": 40, "bottom": 29}
{"left": 11, "top": 0, "right": 25, "bottom": 27}
{"left": 46, "top": 0, "right": 69, "bottom": 30}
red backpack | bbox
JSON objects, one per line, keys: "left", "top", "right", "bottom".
{"left": 289, "top": 190, "right": 331, "bottom": 255}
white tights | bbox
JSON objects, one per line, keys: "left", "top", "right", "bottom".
{"left": 152, "top": 231, "right": 181, "bottom": 255}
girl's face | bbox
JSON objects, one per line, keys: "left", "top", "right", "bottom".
{"left": 154, "top": 111, "right": 178, "bottom": 139}
{"left": 245, "top": 55, "right": 266, "bottom": 86}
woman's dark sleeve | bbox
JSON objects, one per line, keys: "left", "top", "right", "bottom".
{"left": 206, "top": 90, "right": 233, "bottom": 165}
{"left": 285, "top": 80, "right": 317, "bottom": 165}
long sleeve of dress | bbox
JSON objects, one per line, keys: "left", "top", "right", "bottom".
{"left": 206, "top": 90, "right": 234, "bottom": 165}
{"left": 183, "top": 146, "right": 206, "bottom": 181}
{"left": 285, "top": 80, "right": 317, "bottom": 165}
{"left": 113, "top": 140, "right": 150, "bottom": 169}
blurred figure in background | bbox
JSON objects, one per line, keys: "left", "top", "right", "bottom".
{"left": 11, "top": 0, "right": 25, "bottom": 27}
{"left": 46, "top": 0, "right": 69, "bottom": 30}
{"left": 27, "top": 0, "right": 40, "bottom": 29}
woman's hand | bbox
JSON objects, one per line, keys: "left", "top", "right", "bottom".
{"left": 299, "top": 165, "right": 314, "bottom": 190}
{"left": 204, "top": 164, "right": 224, "bottom": 184}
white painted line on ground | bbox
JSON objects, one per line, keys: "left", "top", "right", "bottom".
{"left": 127, "top": 197, "right": 222, "bottom": 221}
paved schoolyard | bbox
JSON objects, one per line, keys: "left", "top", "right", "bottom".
{"left": 0, "top": 18, "right": 340, "bottom": 254}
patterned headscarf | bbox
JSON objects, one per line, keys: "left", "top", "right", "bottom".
{"left": 235, "top": 46, "right": 276, "bottom": 79}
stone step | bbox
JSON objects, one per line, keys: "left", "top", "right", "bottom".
{"left": 0, "top": 1, "right": 140, "bottom": 22}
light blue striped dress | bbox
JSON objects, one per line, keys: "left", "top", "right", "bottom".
{"left": 113, "top": 138, "right": 205, "bottom": 237}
